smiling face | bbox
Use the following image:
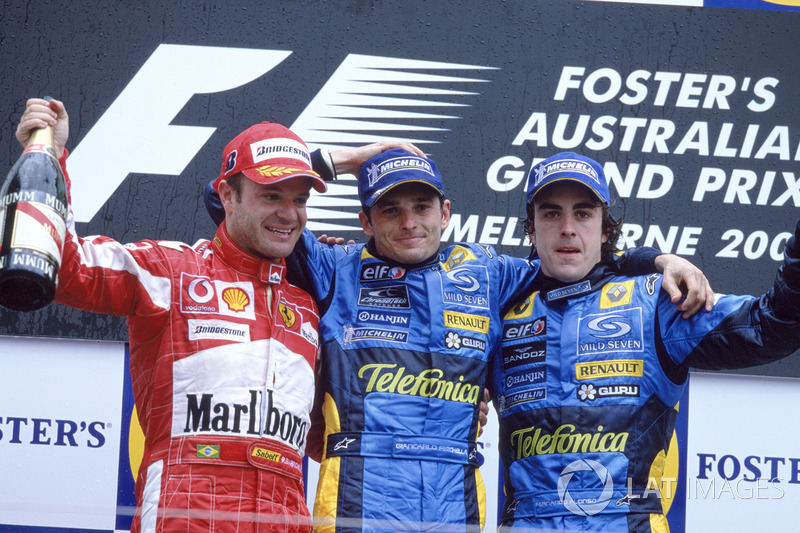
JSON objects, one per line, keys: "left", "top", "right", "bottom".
{"left": 359, "top": 182, "right": 450, "bottom": 264}
{"left": 220, "top": 175, "right": 311, "bottom": 261}
{"left": 530, "top": 181, "right": 609, "bottom": 282}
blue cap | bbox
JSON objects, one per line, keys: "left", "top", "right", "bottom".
{"left": 526, "top": 152, "right": 610, "bottom": 206}
{"left": 359, "top": 149, "right": 445, "bottom": 207}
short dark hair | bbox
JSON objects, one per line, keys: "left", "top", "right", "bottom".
{"left": 361, "top": 187, "right": 446, "bottom": 222}
{"left": 524, "top": 200, "right": 622, "bottom": 260}
{"left": 225, "top": 173, "right": 244, "bottom": 200}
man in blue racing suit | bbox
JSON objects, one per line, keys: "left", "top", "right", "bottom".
{"left": 206, "top": 147, "right": 711, "bottom": 532}
{"left": 491, "top": 151, "right": 800, "bottom": 532}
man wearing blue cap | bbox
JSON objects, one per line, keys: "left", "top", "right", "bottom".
{"left": 492, "top": 151, "right": 800, "bottom": 532}
{"left": 205, "top": 147, "right": 712, "bottom": 532}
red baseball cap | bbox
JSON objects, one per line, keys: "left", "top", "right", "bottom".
{"left": 212, "top": 122, "right": 327, "bottom": 194}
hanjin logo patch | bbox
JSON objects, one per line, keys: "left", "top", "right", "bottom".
{"left": 505, "top": 368, "right": 546, "bottom": 389}
{"left": 357, "top": 310, "right": 411, "bottom": 327}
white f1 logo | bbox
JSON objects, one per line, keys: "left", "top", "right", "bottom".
{"left": 68, "top": 44, "right": 291, "bottom": 222}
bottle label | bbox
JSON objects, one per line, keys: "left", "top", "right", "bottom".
{"left": 0, "top": 189, "right": 68, "bottom": 218}
{"left": 8, "top": 201, "right": 66, "bottom": 260}
{"left": 22, "top": 142, "right": 57, "bottom": 159}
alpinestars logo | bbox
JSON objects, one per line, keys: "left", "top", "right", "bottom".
{"left": 67, "top": 45, "right": 494, "bottom": 226}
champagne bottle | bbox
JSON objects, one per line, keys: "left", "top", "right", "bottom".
{"left": 0, "top": 102, "right": 68, "bottom": 311}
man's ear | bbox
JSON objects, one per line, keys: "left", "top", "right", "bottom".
{"left": 525, "top": 218, "right": 536, "bottom": 245}
{"left": 359, "top": 210, "right": 374, "bottom": 238}
{"left": 440, "top": 199, "right": 451, "bottom": 231}
{"left": 218, "top": 180, "right": 233, "bottom": 209}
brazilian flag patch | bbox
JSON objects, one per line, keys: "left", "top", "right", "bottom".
{"left": 197, "top": 445, "right": 220, "bottom": 458}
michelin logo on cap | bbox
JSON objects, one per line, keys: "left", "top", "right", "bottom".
{"left": 366, "top": 156, "right": 435, "bottom": 187}
{"left": 526, "top": 151, "right": 610, "bottom": 206}
{"left": 534, "top": 158, "right": 601, "bottom": 187}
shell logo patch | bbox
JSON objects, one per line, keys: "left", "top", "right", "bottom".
{"left": 222, "top": 287, "right": 250, "bottom": 312}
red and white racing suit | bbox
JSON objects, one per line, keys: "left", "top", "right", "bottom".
{"left": 55, "top": 154, "right": 320, "bottom": 532}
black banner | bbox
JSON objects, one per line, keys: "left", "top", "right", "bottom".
{"left": 1, "top": 1, "right": 799, "bottom": 377}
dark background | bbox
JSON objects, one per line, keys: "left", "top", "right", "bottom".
{"left": 1, "top": 0, "right": 799, "bottom": 377}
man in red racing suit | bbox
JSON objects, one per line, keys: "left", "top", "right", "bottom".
{"left": 15, "top": 98, "right": 325, "bottom": 532}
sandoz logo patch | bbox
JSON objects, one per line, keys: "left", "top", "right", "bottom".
{"left": 188, "top": 319, "right": 251, "bottom": 342}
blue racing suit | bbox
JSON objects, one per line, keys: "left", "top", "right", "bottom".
{"left": 292, "top": 235, "right": 537, "bottom": 532}
{"left": 288, "top": 232, "right": 660, "bottom": 533}
{"left": 491, "top": 219, "right": 800, "bottom": 533}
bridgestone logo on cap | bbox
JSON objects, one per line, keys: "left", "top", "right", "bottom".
{"left": 250, "top": 138, "right": 311, "bottom": 165}
{"left": 535, "top": 159, "right": 600, "bottom": 186}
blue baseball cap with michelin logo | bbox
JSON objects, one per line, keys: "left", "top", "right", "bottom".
{"left": 526, "top": 152, "right": 610, "bottom": 206}
{"left": 358, "top": 148, "right": 445, "bottom": 208}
